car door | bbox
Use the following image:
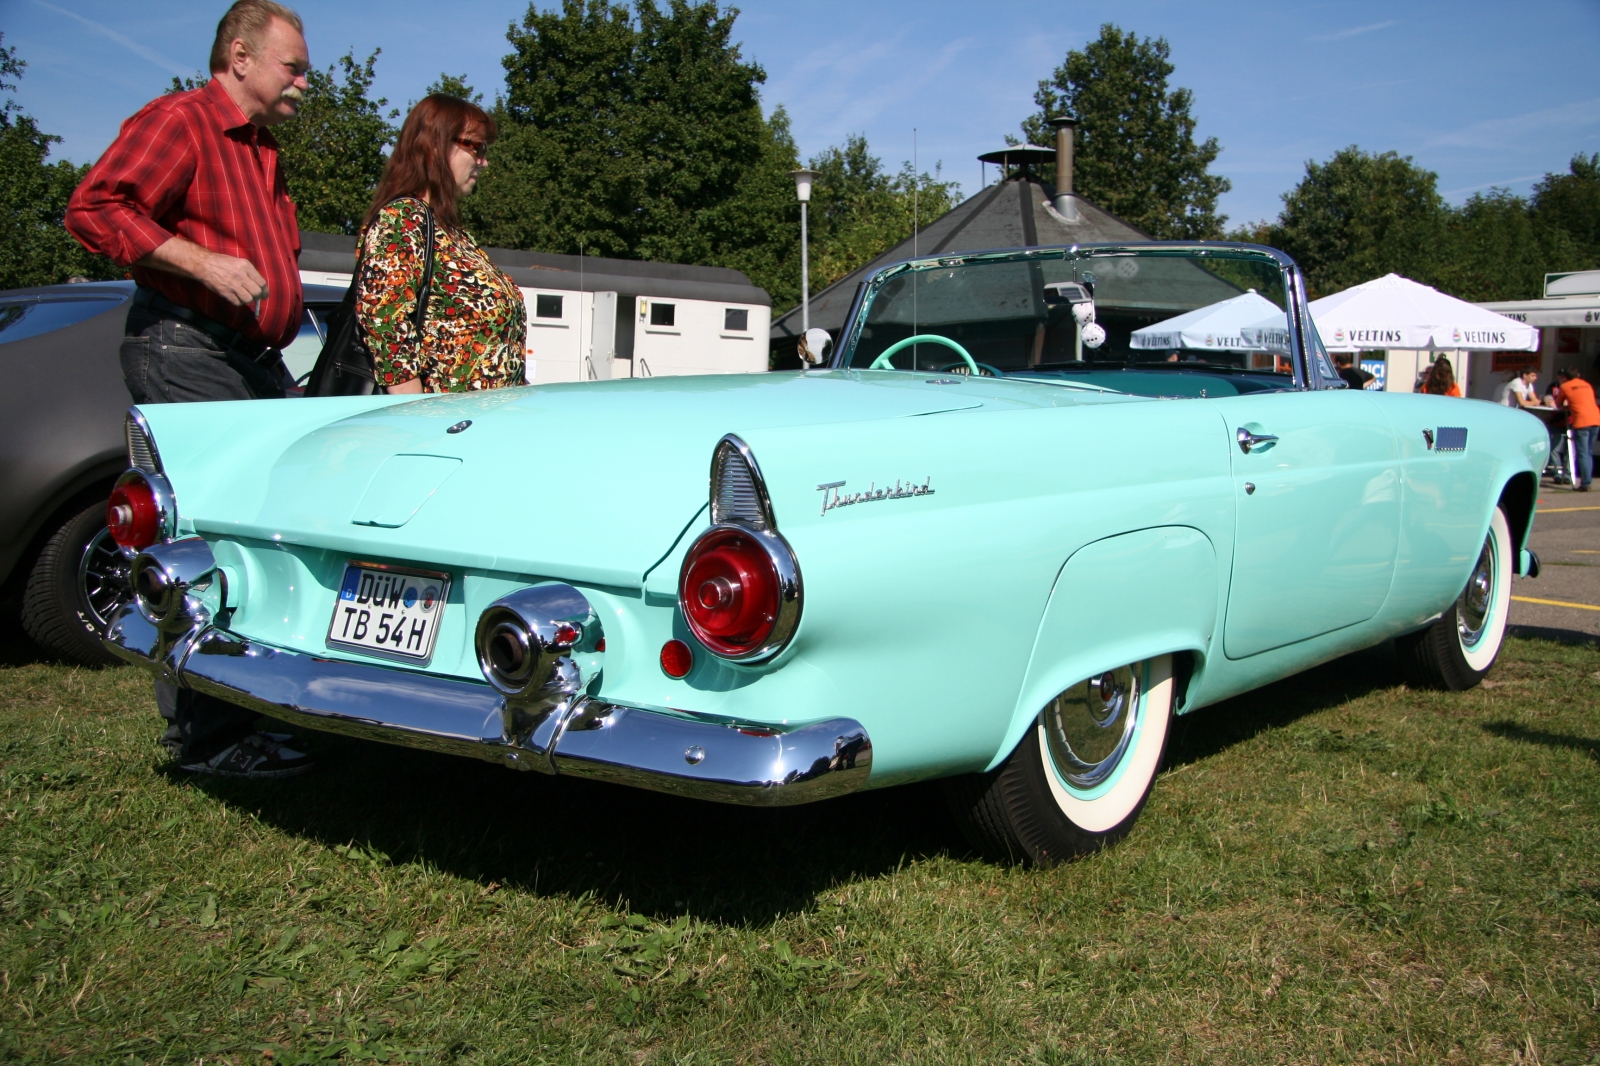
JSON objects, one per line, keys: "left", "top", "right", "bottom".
{"left": 1212, "top": 390, "right": 1401, "bottom": 659}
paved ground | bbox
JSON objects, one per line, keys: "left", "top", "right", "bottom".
{"left": 1510, "top": 477, "right": 1600, "bottom": 644}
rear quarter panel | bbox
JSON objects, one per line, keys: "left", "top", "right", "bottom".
{"left": 625, "top": 397, "right": 1237, "bottom": 786}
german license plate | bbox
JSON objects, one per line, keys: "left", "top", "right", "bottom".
{"left": 326, "top": 562, "right": 450, "bottom": 662}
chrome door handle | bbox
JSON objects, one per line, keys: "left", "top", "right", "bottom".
{"left": 1236, "top": 427, "right": 1279, "bottom": 454}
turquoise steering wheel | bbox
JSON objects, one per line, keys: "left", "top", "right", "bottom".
{"left": 868, "top": 334, "right": 978, "bottom": 373}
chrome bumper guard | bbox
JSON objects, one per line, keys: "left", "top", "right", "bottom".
{"left": 104, "top": 540, "right": 870, "bottom": 807}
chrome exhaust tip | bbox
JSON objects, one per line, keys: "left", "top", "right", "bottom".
{"left": 130, "top": 536, "right": 217, "bottom": 633}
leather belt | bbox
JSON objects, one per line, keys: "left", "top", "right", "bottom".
{"left": 132, "top": 286, "right": 281, "bottom": 365}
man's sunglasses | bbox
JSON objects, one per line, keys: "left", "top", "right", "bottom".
{"left": 454, "top": 138, "right": 489, "bottom": 160}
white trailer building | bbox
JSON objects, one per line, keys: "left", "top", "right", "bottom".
{"left": 297, "top": 233, "right": 771, "bottom": 383}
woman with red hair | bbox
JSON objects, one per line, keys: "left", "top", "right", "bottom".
{"left": 1421, "top": 357, "right": 1461, "bottom": 397}
{"left": 355, "top": 94, "right": 524, "bottom": 392}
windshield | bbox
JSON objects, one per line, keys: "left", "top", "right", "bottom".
{"left": 843, "top": 247, "right": 1300, "bottom": 396}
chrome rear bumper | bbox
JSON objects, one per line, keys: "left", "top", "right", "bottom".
{"left": 105, "top": 604, "right": 871, "bottom": 807}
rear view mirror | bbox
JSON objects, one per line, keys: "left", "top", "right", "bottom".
{"left": 799, "top": 328, "right": 833, "bottom": 367}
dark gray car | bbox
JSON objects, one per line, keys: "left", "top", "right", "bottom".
{"left": 0, "top": 280, "right": 346, "bottom": 664}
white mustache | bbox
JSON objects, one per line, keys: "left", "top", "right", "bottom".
{"left": 280, "top": 86, "right": 304, "bottom": 102}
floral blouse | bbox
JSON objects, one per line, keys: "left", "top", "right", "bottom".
{"left": 356, "top": 198, "right": 525, "bottom": 391}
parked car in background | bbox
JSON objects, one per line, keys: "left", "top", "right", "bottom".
{"left": 0, "top": 279, "right": 345, "bottom": 665}
{"left": 103, "top": 242, "right": 1549, "bottom": 864}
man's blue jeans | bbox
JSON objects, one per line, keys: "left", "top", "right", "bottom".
{"left": 1573, "top": 425, "right": 1597, "bottom": 488}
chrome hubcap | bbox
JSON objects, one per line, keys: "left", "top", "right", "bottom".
{"left": 1457, "top": 535, "right": 1495, "bottom": 648}
{"left": 78, "top": 525, "right": 132, "bottom": 631}
{"left": 1043, "top": 663, "right": 1140, "bottom": 790}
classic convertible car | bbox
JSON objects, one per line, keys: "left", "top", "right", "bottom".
{"left": 104, "top": 243, "right": 1547, "bottom": 865}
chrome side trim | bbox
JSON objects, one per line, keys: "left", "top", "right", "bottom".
{"left": 124, "top": 407, "right": 163, "bottom": 474}
{"left": 105, "top": 618, "right": 872, "bottom": 806}
{"left": 709, "top": 434, "right": 775, "bottom": 529}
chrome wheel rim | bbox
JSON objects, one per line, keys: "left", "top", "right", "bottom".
{"left": 78, "top": 525, "right": 131, "bottom": 631}
{"left": 1042, "top": 664, "right": 1140, "bottom": 790}
{"left": 1457, "top": 535, "right": 1495, "bottom": 648}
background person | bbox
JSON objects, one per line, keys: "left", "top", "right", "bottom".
{"left": 1497, "top": 367, "right": 1544, "bottom": 409}
{"left": 355, "top": 95, "right": 525, "bottom": 393}
{"left": 1421, "top": 357, "right": 1461, "bottom": 397}
{"left": 63, "top": 0, "right": 313, "bottom": 779}
{"left": 1333, "top": 352, "right": 1373, "bottom": 390}
{"left": 1557, "top": 366, "right": 1598, "bottom": 491}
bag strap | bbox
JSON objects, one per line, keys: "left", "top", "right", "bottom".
{"left": 412, "top": 202, "right": 435, "bottom": 336}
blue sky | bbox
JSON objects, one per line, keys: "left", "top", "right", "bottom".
{"left": 5, "top": 0, "right": 1598, "bottom": 226}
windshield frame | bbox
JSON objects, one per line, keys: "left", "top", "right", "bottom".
{"left": 831, "top": 241, "right": 1327, "bottom": 392}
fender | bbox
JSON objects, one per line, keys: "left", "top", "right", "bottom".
{"left": 985, "top": 525, "right": 1218, "bottom": 772}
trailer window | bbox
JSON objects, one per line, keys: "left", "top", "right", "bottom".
{"left": 650, "top": 302, "right": 676, "bottom": 327}
{"left": 535, "top": 294, "right": 563, "bottom": 319}
{"left": 724, "top": 308, "right": 749, "bottom": 331}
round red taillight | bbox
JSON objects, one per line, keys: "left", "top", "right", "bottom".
{"left": 679, "top": 527, "right": 785, "bottom": 657}
{"left": 660, "top": 639, "right": 693, "bottom": 678}
{"left": 107, "top": 479, "right": 160, "bottom": 550}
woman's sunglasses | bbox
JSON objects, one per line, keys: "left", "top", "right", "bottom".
{"left": 454, "top": 137, "right": 489, "bottom": 161}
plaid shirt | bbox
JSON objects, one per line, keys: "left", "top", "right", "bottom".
{"left": 66, "top": 78, "right": 303, "bottom": 348}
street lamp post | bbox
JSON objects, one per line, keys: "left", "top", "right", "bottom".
{"left": 790, "top": 168, "right": 818, "bottom": 333}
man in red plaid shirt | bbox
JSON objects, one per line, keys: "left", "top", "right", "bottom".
{"left": 65, "top": 0, "right": 315, "bottom": 778}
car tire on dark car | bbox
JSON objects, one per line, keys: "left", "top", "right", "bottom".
{"left": 20, "top": 499, "right": 128, "bottom": 667}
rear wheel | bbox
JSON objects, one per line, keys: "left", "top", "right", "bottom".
{"left": 20, "top": 500, "right": 129, "bottom": 667}
{"left": 1398, "top": 506, "right": 1512, "bottom": 690}
{"left": 945, "top": 655, "right": 1173, "bottom": 865}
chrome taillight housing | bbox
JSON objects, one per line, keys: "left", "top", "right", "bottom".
{"left": 108, "top": 469, "right": 176, "bottom": 552}
{"left": 679, "top": 436, "right": 802, "bottom": 662}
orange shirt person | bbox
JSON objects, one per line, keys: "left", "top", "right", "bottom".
{"left": 1421, "top": 358, "right": 1461, "bottom": 397}
{"left": 1557, "top": 367, "right": 1598, "bottom": 491}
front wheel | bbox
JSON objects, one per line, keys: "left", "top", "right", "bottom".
{"left": 945, "top": 655, "right": 1174, "bottom": 865}
{"left": 1398, "top": 506, "right": 1512, "bottom": 690}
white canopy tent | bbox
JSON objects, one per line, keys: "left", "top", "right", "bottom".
{"left": 1308, "top": 273, "right": 1538, "bottom": 353}
{"left": 1130, "top": 290, "right": 1291, "bottom": 353}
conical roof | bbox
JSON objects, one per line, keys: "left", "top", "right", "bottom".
{"left": 771, "top": 177, "right": 1148, "bottom": 354}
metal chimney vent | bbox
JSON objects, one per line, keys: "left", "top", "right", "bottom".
{"left": 1048, "top": 115, "right": 1078, "bottom": 221}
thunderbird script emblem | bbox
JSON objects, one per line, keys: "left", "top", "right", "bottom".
{"left": 816, "top": 478, "right": 935, "bottom": 516}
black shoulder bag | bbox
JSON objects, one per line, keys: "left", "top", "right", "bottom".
{"left": 305, "top": 202, "right": 435, "bottom": 396}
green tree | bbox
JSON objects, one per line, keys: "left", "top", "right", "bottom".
{"left": 0, "top": 35, "right": 121, "bottom": 288}
{"left": 1530, "top": 152, "right": 1600, "bottom": 268}
{"left": 423, "top": 74, "right": 482, "bottom": 104}
{"left": 1432, "top": 188, "right": 1582, "bottom": 303}
{"left": 0, "top": 36, "right": 120, "bottom": 286}
{"left": 1022, "top": 24, "right": 1230, "bottom": 239}
{"left": 805, "top": 135, "right": 960, "bottom": 291}
{"left": 272, "top": 50, "right": 398, "bottom": 234}
{"left": 1266, "top": 147, "right": 1449, "bottom": 298}
{"left": 466, "top": 0, "right": 805, "bottom": 306}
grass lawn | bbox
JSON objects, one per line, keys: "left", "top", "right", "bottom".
{"left": 1, "top": 635, "right": 1597, "bottom": 1064}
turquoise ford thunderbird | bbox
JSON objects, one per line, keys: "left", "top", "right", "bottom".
{"left": 104, "top": 243, "right": 1548, "bottom": 865}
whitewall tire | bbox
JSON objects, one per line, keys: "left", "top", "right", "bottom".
{"left": 945, "top": 655, "right": 1174, "bottom": 865}
{"left": 1399, "top": 505, "right": 1512, "bottom": 690}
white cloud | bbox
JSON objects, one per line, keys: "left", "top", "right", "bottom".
{"left": 1440, "top": 174, "right": 1545, "bottom": 198}
{"left": 28, "top": 0, "right": 194, "bottom": 79}
{"left": 1309, "top": 20, "right": 1397, "bottom": 43}
{"left": 1425, "top": 97, "right": 1600, "bottom": 150}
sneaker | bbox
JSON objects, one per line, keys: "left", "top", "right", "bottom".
{"left": 179, "top": 732, "right": 314, "bottom": 778}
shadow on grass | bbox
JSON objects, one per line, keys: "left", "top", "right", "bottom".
{"left": 1482, "top": 720, "right": 1600, "bottom": 762}
{"left": 182, "top": 645, "right": 1419, "bottom": 926}
{"left": 186, "top": 734, "right": 964, "bottom": 928}
{"left": 1165, "top": 642, "right": 1405, "bottom": 770}
{"left": 1507, "top": 624, "right": 1600, "bottom": 648}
